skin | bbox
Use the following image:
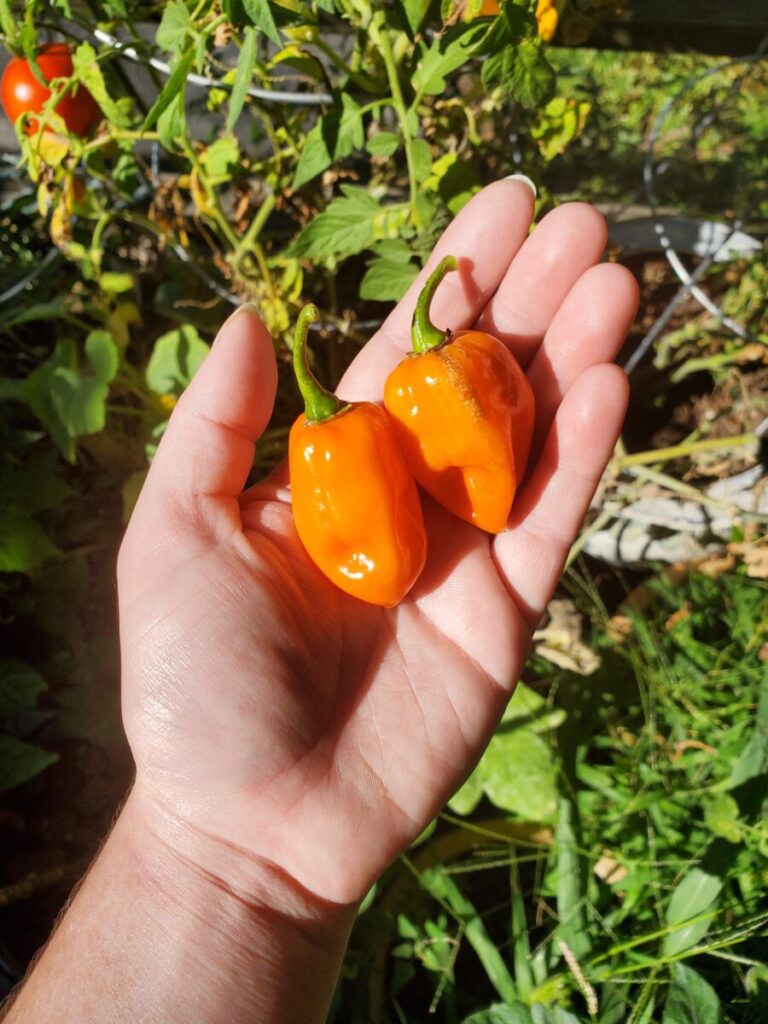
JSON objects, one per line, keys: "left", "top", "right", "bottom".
{"left": 2, "top": 181, "right": 638, "bottom": 1024}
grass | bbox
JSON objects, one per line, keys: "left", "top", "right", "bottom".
{"left": 331, "top": 566, "right": 768, "bottom": 1023}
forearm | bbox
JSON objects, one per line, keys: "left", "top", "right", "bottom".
{"left": 3, "top": 787, "right": 355, "bottom": 1024}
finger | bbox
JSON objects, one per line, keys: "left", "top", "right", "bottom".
{"left": 526, "top": 262, "right": 639, "bottom": 457}
{"left": 141, "top": 307, "right": 277, "bottom": 514}
{"left": 338, "top": 177, "right": 536, "bottom": 402}
{"left": 478, "top": 203, "right": 608, "bottom": 368}
{"left": 492, "top": 363, "right": 629, "bottom": 626}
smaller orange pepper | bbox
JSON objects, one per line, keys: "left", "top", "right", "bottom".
{"left": 289, "top": 305, "right": 427, "bottom": 607}
{"left": 383, "top": 257, "right": 535, "bottom": 535}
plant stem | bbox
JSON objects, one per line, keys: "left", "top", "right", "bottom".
{"left": 412, "top": 256, "right": 457, "bottom": 353}
{"left": 81, "top": 130, "right": 159, "bottom": 155}
{"left": 372, "top": 14, "right": 419, "bottom": 224}
{"left": 312, "top": 36, "right": 381, "bottom": 92}
{"left": 232, "top": 192, "right": 276, "bottom": 267}
{"left": 292, "top": 304, "right": 346, "bottom": 423}
{"left": 183, "top": 142, "right": 240, "bottom": 251}
{"left": 618, "top": 432, "right": 758, "bottom": 469}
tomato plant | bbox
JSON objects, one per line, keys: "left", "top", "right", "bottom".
{"left": 1, "top": 43, "right": 100, "bottom": 136}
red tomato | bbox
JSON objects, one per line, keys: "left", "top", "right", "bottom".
{"left": 1, "top": 43, "right": 100, "bottom": 136}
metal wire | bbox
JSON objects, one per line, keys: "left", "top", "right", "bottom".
{"left": 93, "top": 28, "right": 333, "bottom": 107}
{"left": 0, "top": 246, "right": 62, "bottom": 305}
{"left": 633, "top": 49, "right": 768, "bottom": 371}
{"left": 622, "top": 223, "right": 740, "bottom": 375}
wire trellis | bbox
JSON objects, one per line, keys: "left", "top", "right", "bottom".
{"left": 625, "top": 47, "right": 768, "bottom": 374}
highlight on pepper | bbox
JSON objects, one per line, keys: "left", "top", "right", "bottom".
{"left": 288, "top": 304, "right": 428, "bottom": 608}
{"left": 383, "top": 256, "right": 535, "bottom": 535}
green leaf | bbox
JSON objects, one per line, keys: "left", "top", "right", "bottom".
{"left": 243, "top": 0, "right": 282, "bottom": 45}
{"left": 293, "top": 95, "right": 364, "bottom": 188}
{"left": 202, "top": 136, "right": 241, "bottom": 181}
{"left": 663, "top": 866, "right": 723, "bottom": 956}
{"left": 703, "top": 793, "right": 743, "bottom": 843}
{"left": 0, "top": 0, "right": 17, "bottom": 46}
{"left": 411, "top": 137, "right": 432, "bottom": 183}
{"left": 287, "top": 187, "right": 381, "bottom": 261}
{"left": 462, "top": 1002, "right": 534, "bottom": 1023}
{"left": 367, "top": 131, "right": 400, "bottom": 157}
{"left": 50, "top": 371, "right": 109, "bottom": 437}
{"left": 500, "top": 681, "right": 566, "bottom": 733}
{"left": 0, "top": 509, "right": 59, "bottom": 573}
{"left": 156, "top": 1, "right": 192, "bottom": 52}
{"left": 0, "top": 453, "right": 71, "bottom": 515}
{"left": 157, "top": 89, "right": 188, "bottom": 149}
{"left": 227, "top": 26, "right": 257, "bottom": 131}
{"left": 482, "top": 726, "right": 556, "bottom": 818}
{"left": 397, "top": 0, "right": 431, "bottom": 34}
{"left": 0, "top": 736, "right": 58, "bottom": 792}
{"left": 71, "top": 43, "right": 130, "bottom": 128}
{"left": 0, "top": 659, "right": 47, "bottom": 716}
{"left": 555, "top": 792, "right": 591, "bottom": 959}
{"left": 662, "top": 964, "right": 721, "bottom": 1024}
{"left": 462, "top": 1000, "right": 582, "bottom": 1024}
{"left": 482, "top": 37, "right": 556, "bottom": 109}
{"left": 143, "top": 49, "right": 195, "bottom": 131}
{"left": 728, "top": 670, "right": 768, "bottom": 792}
{"left": 85, "top": 330, "right": 119, "bottom": 384}
{"left": 448, "top": 683, "right": 562, "bottom": 819}
{"left": 146, "top": 325, "right": 210, "bottom": 396}
{"left": 369, "top": 239, "right": 415, "bottom": 264}
{"left": 412, "top": 22, "right": 489, "bottom": 97}
{"left": 1, "top": 298, "right": 68, "bottom": 329}
{"left": 360, "top": 250, "right": 419, "bottom": 302}
{"left": 449, "top": 765, "right": 485, "bottom": 815}
{"left": 530, "top": 1009, "right": 581, "bottom": 1024}
{"left": 98, "top": 272, "right": 134, "bottom": 294}
{"left": 20, "top": 339, "right": 77, "bottom": 460}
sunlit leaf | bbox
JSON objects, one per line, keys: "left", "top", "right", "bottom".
{"left": 146, "top": 325, "right": 210, "bottom": 396}
{"left": 156, "top": 1, "right": 192, "bottom": 52}
{"left": 227, "top": 26, "right": 257, "bottom": 130}
{"left": 662, "top": 964, "right": 721, "bottom": 1024}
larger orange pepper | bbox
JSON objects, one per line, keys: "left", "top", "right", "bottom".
{"left": 383, "top": 257, "right": 534, "bottom": 535}
{"left": 289, "top": 305, "right": 427, "bottom": 607}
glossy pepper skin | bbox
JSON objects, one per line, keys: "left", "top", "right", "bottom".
{"left": 289, "top": 305, "right": 427, "bottom": 607}
{"left": 383, "top": 256, "right": 535, "bottom": 535}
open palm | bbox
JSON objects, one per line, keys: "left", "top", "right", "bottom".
{"left": 117, "top": 181, "right": 638, "bottom": 906}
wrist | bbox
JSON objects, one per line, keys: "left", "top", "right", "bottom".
{"left": 122, "top": 781, "right": 356, "bottom": 1022}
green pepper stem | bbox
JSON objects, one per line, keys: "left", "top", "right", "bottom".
{"left": 293, "top": 304, "right": 345, "bottom": 423}
{"left": 411, "top": 255, "right": 458, "bottom": 354}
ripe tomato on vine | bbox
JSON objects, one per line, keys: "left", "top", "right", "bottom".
{"left": 1, "top": 42, "right": 100, "bottom": 136}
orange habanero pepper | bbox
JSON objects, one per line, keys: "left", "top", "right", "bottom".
{"left": 383, "top": 256, "right": 535, "bottom": 535}
{"left": 289, "top": 304, "right": 427, "bottom": 607}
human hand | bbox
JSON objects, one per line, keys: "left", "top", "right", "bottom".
{"left": 117, "top": 180, "right": 638, "bottom": 911}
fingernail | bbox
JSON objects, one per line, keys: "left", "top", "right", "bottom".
{"left": 214, "top": 301, "right": 262, "bottom": 344}
{"left": 504, "top": 173, "right": 537, "bottom": 198}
